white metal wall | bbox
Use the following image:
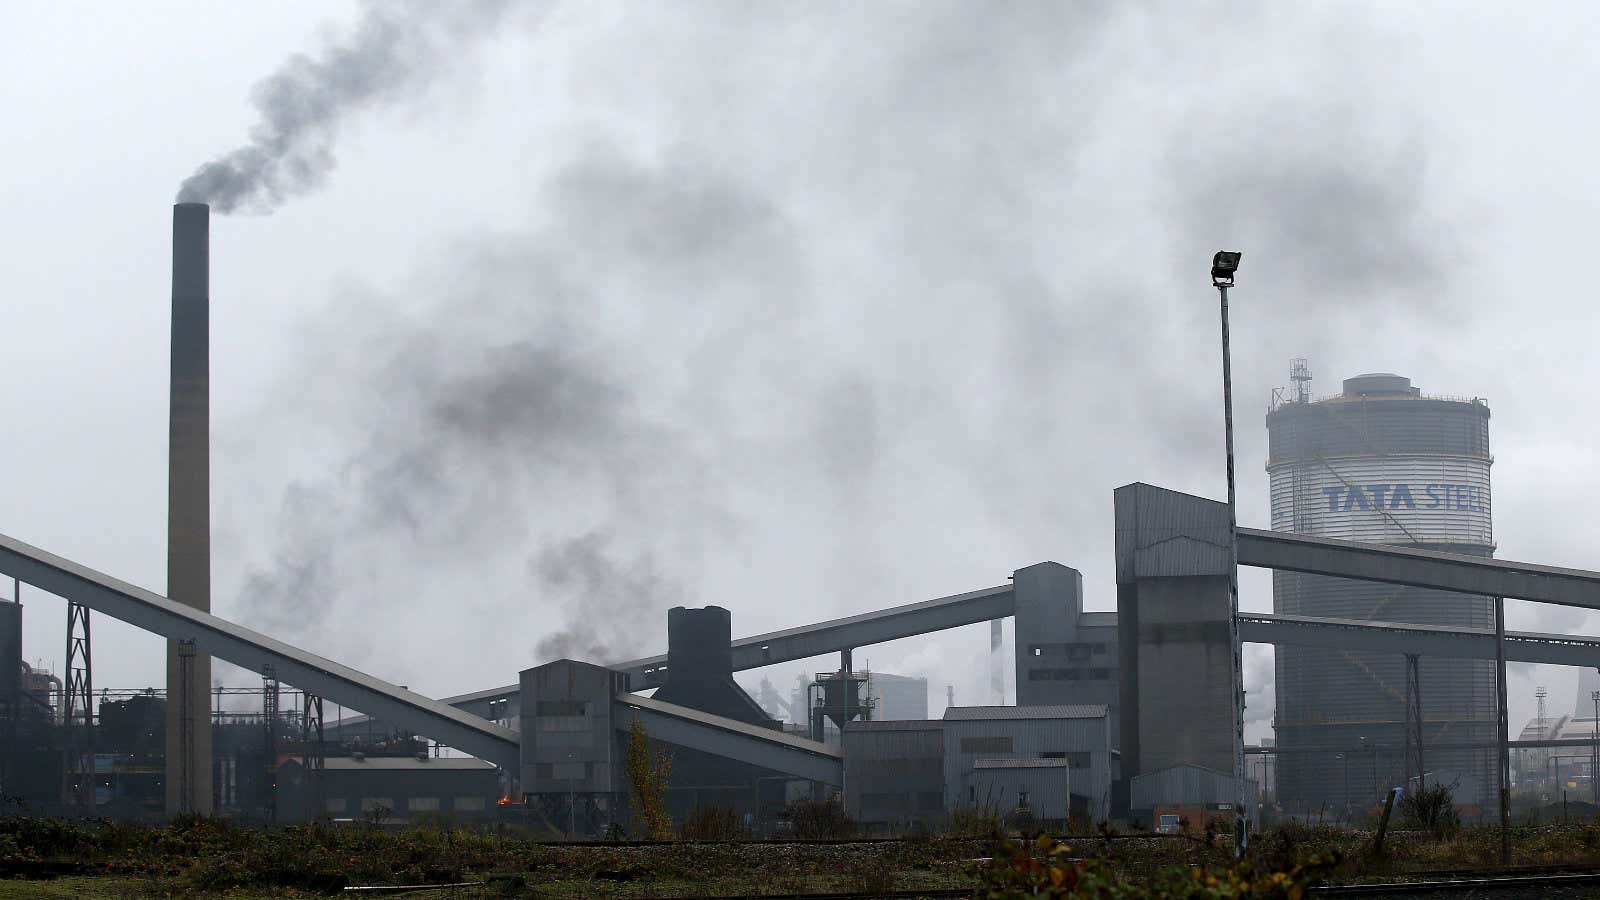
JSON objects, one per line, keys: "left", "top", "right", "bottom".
{"left": 1269, "top": 455, "right": 1492, "bottom": 547}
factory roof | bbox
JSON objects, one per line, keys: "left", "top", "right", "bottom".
{"left": 973, "top": 757, "right": 1071, "bottom": 769}
{"left": 845, "top": 719, "right": 944, "bottom": 732}
{"left": 321, "top": 756, "right": 498, "bottom": 772}
{"left": 944, "top": 705, "right": 1108, "bottom": 721}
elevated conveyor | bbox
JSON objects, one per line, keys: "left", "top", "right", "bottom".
{"left": 614, "top": 693, "right": 842, "bottom": 785}
{"left": 0, "top": 531, "right": 519, "bottom": 769}
{"left": 1240, "top": 612, "right": 1600, "bottom": 667}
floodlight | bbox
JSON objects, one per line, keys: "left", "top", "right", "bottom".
{"left": 1211, "top": 250, "right": 1242, "bottom": 286}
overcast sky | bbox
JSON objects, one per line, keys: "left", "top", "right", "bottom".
{"left": 3, "top": 1, "right": 1598, "bottom": 742}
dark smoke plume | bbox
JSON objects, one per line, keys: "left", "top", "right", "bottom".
{"left": 176, "top": 0, "right": 514, "bottom": 213}
{"left": 220, "top": 4, "right": 1471, "bottom": 703}
{"left": 531, "top": 534, "right": 680, "bottom": 664}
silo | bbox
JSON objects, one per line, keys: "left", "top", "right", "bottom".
{"left": 1266, "top": 370, "right": 1496, "bottom": 815}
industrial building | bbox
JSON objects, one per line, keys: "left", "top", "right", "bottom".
{"left": 1267, "top": 368, "right": 1497, "bottom": 813}
{"left": 9, "top": 205, "right": 1600, "bottom": 836}
{"left": 277, "top": 755, "right": 501, "bottom": 824}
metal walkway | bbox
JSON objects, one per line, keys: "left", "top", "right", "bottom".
{"left": 615, "top": 694, "right": 842, "bottom": 785}
{"left": 0, "top": 531, "right": 519, "bottom": 769}
{"left": 1237, "top": 528, "right": 1600, "bottom": 609}
{"left": 1240, "top": 612, "right": 1600, "bottom": 667}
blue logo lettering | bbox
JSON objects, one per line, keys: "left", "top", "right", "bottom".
{"left": 1323, "top": 486, "right": 1343, "bottom": 511}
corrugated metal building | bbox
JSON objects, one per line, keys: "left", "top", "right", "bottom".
{"left": 842, "top": 720, "right": 946, "bottom": 832}
{"left": 277, "top": 755, "right": 501, "bottom": 823}
{"left": 1013, "top": 563, "right": 1121, "bottom": 738}
{"left": 866, "top": 673, "right": 929, "bottom": 722}
{"left": 1268, "top": 373, "right": 1496, "bottom": 814}
{"left": 943, "top": 705, "right": 1113, "bottom": 823}
{"left": 967, "top": 757, "right": 1072, "bottom": 823}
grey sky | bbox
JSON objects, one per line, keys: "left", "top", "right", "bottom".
{"left": 2, "top": 1, "right": 1597, "bottom": 742}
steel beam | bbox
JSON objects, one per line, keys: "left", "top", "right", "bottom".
{"left": 1239, "top": 612, "right": 1600, "bottom": 667}
{"left": 0, "top": 531, "right": 519, "bottom": 769}
{"left": 1237, "top": 528, "right": 1600, "bottom": 609}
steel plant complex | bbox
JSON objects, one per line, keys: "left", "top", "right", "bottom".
{"left": 3, "top": 205, "right": 1600, "bottom": 838}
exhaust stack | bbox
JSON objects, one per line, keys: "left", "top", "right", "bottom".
{"left": 166, "top": 203, "right": 213, "bottom": 815}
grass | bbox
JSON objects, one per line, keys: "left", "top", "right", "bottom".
{"left": 6, "top": 816, "right": 1600, "bottom": 897}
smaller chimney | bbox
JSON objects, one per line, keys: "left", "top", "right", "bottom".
{"left": 652, "top": 607, "right": 779, "bottom": 728}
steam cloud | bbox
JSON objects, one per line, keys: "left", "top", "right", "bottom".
{"left": 176, "top": 0, "right": 514, "bottom": 213}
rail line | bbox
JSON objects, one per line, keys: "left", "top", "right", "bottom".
{"left": 1314, "top": 869, "right": 1600, "bottom": 895}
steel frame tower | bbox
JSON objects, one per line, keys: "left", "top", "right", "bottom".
{"left": 63, "top": 601, "right": 93, "bottom": 807}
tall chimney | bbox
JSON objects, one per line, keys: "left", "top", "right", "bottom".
{"left": 165, "top": 203, "right": 213, "bottom": 815}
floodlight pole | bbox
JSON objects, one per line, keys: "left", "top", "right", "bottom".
{"left": 1495, "top": 596, "right": 1510, "bottom": 865}
{"left": 1216, "top": 274, "right": 1248, "bottom": 859}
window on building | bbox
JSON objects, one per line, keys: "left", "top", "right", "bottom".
{"left": 536, "top": 700, "right": 587, "bottom": 716}
{"left": 409, "top": 797, "right": 440, "bottom": 812}
{"left": 1040, "top": 751, "right": 1066, "bottom": 759}
{"left": 960, "top": 736, "right": 1013, "bottom": 754}
{"left": 1018, "top": 790, "right": 1030, "bottom": 808}
{"left": 1032, "top": 647, "right": 1042, "bottom": 657}
{"left": 1068, "top": 752, "right": 1091, "bottom": 769}
{"left": 325, "top": 797, "right": 346, "bottom": 814}
{"left": 455, "top": 796, "right": 487, "bottom": 811}
{"left": 968, "top": 786, "right": 975, "bottom": 803}
{"left": 360, "top": 797, "right": 393, "bottom": 813}
{"left": 1092, "top": 643, "right": 1107, "bottom": 655}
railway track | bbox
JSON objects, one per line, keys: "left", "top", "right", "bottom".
{"left": 621, "top": 870, "right": 1600, "bottom": 900}
{"left": 1315, "top": 869, "right": 1600, "bottom": 895}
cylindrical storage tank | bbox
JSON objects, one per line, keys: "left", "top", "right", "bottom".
{"left": 1266, "top": 373, "right": 1496, "bottom": 816}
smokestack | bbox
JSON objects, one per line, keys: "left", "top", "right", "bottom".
{"left": 165, "top": 203, "right": 213, "bottom": 815}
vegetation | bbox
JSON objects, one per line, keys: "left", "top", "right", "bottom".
{"left": 979, "top": 833, "right": 1333, "bottom": 898}
{"left": 623, "top": 719, "right": 673, "bottom": 840}
{"left": 949, "top": 804, "right": 1006, "bottom": 838}
{"left": 1399, "top": 781, "right": 1461, "bottom": 838}
{"left": 678, "top": 805, "right": 749, "bottom": 841}
{"left": 780, "top": 796, "right": 855, "bottom": 838}
{"left": 3, "top": 813, "right": 1600, "bottom": 897}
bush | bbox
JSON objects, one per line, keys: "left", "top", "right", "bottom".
{"left": 949, "top": 806, "right": 1004, "bottom": 839}
{"left": 980, "top": 833, "right": 1334, "bottom": 898}
{"left": 783, "top": 796, "right": 855, "bottom": 839}
{"left": 678, "top": 806, "right": 749, "bottom": 841}
{"left": 1400, "top": 781, "right": 1460, "bottom": 839}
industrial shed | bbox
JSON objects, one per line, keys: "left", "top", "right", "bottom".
{"left": 967, "top": 757, "right": 1072, "bottom": 824}
{"left": 942, "top": 705, "right": 1113, "bottom": 823}
{"left": 277, "top": 755, "right": 502, "bottom": 824}
{"left": 842, "top": 720, "right": 945, "bottom": 832}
